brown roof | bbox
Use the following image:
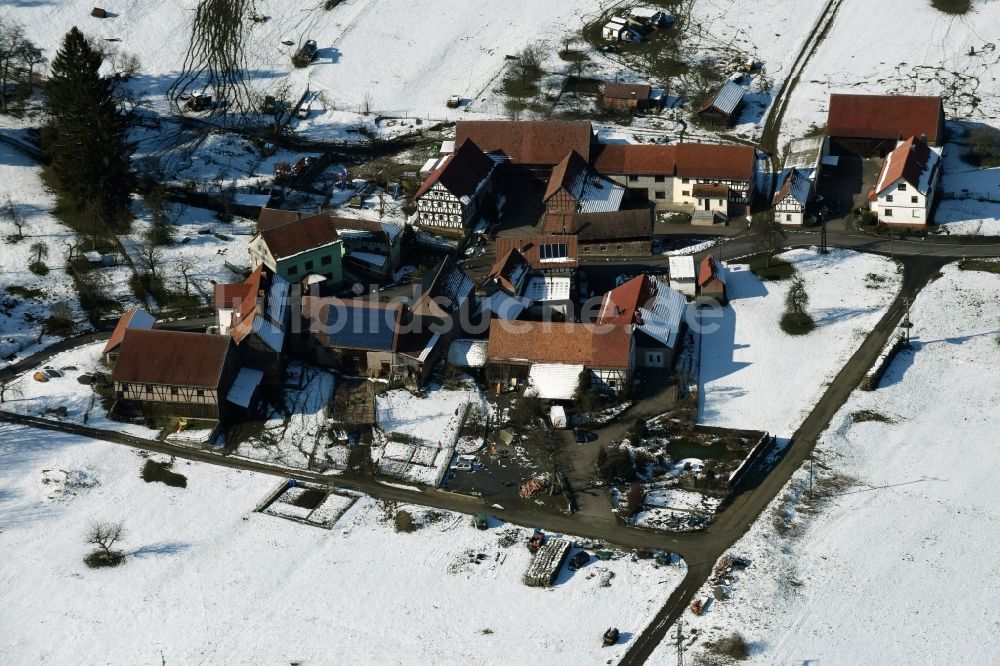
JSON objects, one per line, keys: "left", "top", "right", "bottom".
{"left": 603, "top": 82, "right": 652, "bottom": 100}
{"left": 455, "top": 120, "right": 593, "bottom": 165}
{"left": 827, "top": 94, "right": 944, "bottom": 143}
{"left": 213, "top": 283, "right": 253, "bottom": 310}
{"left": 112, "top": 329, "right": 232, "bottom": 388}
{"left": 592, "top": 143, "right": 676, "bottom": 176}
{"left": 675, "top": 143, "right": 755, "bottom": 181}
{"left": 487, "top": 322, "right": 633, "bottom": 369}
{"left": 692, "top": 183, "right": 730, "bottom": 197}
{"left": 257, "top": 207, "right": 305, "bottom": 233}
{"left": 487, "top": 248, "right": 532, "bottom": 293}
{"left": 102, "top": 307, "right": 155, "bottom": 355}
{"left": 544, "top": 150, "right": 591, "bottom": 201}
{"left": 543, "top": 208, "right": 653, "bottom": 241}
{"left": 698, "top": 255, "right": 721, "bottom": 287}
{"left": 414, "top": 139, "right": 495, "bottom": 199}
{"left": 868, "top": 136, "right": 939, "bottom": 200}
{"left": 596, "top": 275, "right": 651, "bottom": 325}
{"left": 494, "top": 236, "right": 579, "bottom": 270}
{"left": 258, "top": 212, "right": 342, "bottom": 260}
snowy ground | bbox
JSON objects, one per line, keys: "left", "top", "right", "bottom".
{"left": 0, "top": 141, "right": 87, "bottom": 361}
{"left": 1, "top": 341, "right": 159, "bottom": 439}
{"left": 699, "top": 249, "right": 901, "bottom": 437}
{"left": 232, "top": 364, "right": 343, "bottom": 471}
{"left": 0, "top": 425, "right": 686, "bottom": 664}
{"left": 655, "top": 262, "right": 1000, "bottom": 663}
{"left": 781, "top": 0, "right": 1000, "bottom": 143}
{"left": 934, "top": 127, "right": 1000, "bottom": 235}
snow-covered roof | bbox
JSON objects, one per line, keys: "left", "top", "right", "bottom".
{"left": 783, "top": 136, "right": 826, "bottom": 173}
{"left": 524, "top": 276, "right": 571, "bottom": 302}
{"left": 420, "top": 157, "right": 442, "bottom": 174}
{"left": 872, "top": 137, "right": 942, "bottom": 197}
{"left": 447, "top": 339, "right": 489, "bottom": 368}
{"left": 578, "top": 175, "right": 625, "bottom": 214}
{"left": 84, "top": 250, "right": 102, "bottom": 263}
{"left": 349, "top": 251, "right": 389, "bottom": 268}
{"left": 527, "top": 363, "right": 584, "bottom": 401}
{"left": 476, "top": 291, "right": 529, "bottom": 320}
{"left": 668, "top": 256, "right": 696, "bottom": 280}
{"left": 637, "top": 283, "right": 686, "bottom": 348}
{"left": 439, "top": 140, "right": 456, "bottom": 154}
{"left": 412, "top": 332, "right": 440, "bottom": 363}
{"left": 226, "top": 367, "right": 264, "bottom": 408}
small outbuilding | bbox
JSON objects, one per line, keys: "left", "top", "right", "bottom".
{"left": 668, "top": 256, "right": 697, "bottom": 298}
{"left": 697, "top": 255, "right": 727, "bottom": 304}
{"left": 696, "top": 80, "right": 746, "bottom": 127}
{"left": 602, "top": 82, "right": 655, "bottom": 113}
{"left": 602, "top": 17, "right": 642, "bottom": 43}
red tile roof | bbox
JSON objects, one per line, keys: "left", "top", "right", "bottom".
{"left": 257, "top": 208, "right": 306, "bottom": 233}
{"left": 102, "top": 307, "right": 155, "bottom": 355}
{"left": 487, "top": 322, "right": 633, "bottom": 369}
{"left": 596, "top": 275, "right": 651, "bottom": 325}
{"left": 675, "top": 143, "right": 755, "bottom": 181}
{"left": 487, "top": 248, "right": 531, "bottom": 293}
{"left": 112, "top": 329, "right": 232, "bottom": 388}
{"left": 698, "top": 255, "right": 720, "bottom": 287}
{"left": 544, "top": 150, "right": 591, "bottom": 201}
{"left": 603, "top": 82, "right": 652, "bottom": 100}
{"left": 414, "top": 138, "right": 495, "bottom": 199}
{"left": 868, "top": 136, "right": 940, "bottom": 200}
{"left": 692, "top": 183, "right": 730, "bottom": 197}
{"left": 456, "top": 120, "right": 594, "bottom": 165}
{"left": 494, "top": 236, "right": 579, "bottom": 270}
{"left": 258, "top": 213, "right": 342, "bottom": 260}
{"left": 592, "top": 143, "right": 676, "bottom": 175}
{"left": 827, "top": 94, "right": 944, "bottom": 144}
{"left": 542, "top": 208, "right": 653, "bottom": 240}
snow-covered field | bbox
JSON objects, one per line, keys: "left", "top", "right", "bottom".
{"left": 0, "top": 425, "right": 686, "bottom": 664}
{"left": 0, "top": 142, "right": 86, "bottom": 361}
{"left": 782, "top": 0, "right": 1000, "bottom": 143}
{"left": 935, "top": 129, "right": 1000, "bottom": 235}
{"left": 699, "top": 249, "right": 901, "bottom": 437}
{"left": 658, "top": 262, "right": 1000, "bottom": 663}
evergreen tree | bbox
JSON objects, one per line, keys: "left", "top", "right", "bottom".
{"left": 44, "top": 27, "right": 132, "bottom": 231}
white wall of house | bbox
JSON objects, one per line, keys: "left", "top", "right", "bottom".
{"left": 416, "top": 182, "right": 468, "bottom": 228}
{"left": 776, "top": 195, "right": 806, "bottom": 226}
{"left": 672, "top": 175, "right": 753, "bottom": 214}
{"left": 248, "top": 236, "right": 277, "bottom": 272}
{"left": 669, "top": 276, "right": 696, "bottom": 298}
{"left": 605, "top": 173, "right": 675, "bottom": 210}
{"left": 695, "top": 195, "right": 728, "bottom": 214}
{"left": 872, "top": 178, "right": 937, "bottom": 226}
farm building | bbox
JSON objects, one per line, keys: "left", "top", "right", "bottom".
{"left": 697, "top": 255, "right": 727, "bottom": 304}
{"left": 301, "top": 297, "right": 442, "bottom": 388}
{"left": 102, "top": 307, "right": 155, "bottom": 364}
{"left": 414, "top": 139, "right": 497, "bottom": 230}
{"left": 826, "top": 94, "right": 945, "bottom": 155}
{"left": 486, "top": 322, "right": 635, "bottom": 394}
{"left": 249, "top": 212, "right": 344, "bottom": 286}
{"left": 543, "top": 208, "right": 653, "bottom": 257}
{"left": 410, "top": 258, "right": 476, "bottom": 322}
{"left": 602, "top": 17, "right": 641, "bottom": 43}
{"left": 455, "top": 120, "right": 595, "bottom": 171}
{"left": 773, "top": 136, "right": 829, "bottom": 226}
{"left": 542, "top": 150, "right": 624, "bottom": 231}
{"left": 480, "top": 248, "right": 532, "bottom": 321}
{"left": 602, "top": 82, "right": 656, "bottom": 113}
{"left": 483, "top": 242, "right": 574, "bottom": 319}
{"left": 213, "top": 266, "right": 290, "bottom": 384}
{"left": 111, "top": 329, "right": 247, "bottom": 421}
{"left": 597, "top": 274, "right": 687, "bottom": 369}
{"left": 696, "top": 80, "right": 746, "bottom": 126}
{"left": 332, "top": 217, "right": 405, "bottom": 280}
{"left": 867, "top": 136, "right": 942, "bottom": 228}
{"left": 628, "top": 7, "right": 674, "bottom": 27}
{"left": 667, "top": 256, "right": 697, "bottom": 297}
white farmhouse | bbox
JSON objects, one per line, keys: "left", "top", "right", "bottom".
{"left": 868, "top": 136, "right": 942, "bottom": 227}
{"left": 414, "top": 139, "right": 496, "bottom": 230}
{"left": 773, "top": 136, "right": 829, "bottom": 226}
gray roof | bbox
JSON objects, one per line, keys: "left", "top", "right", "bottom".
{"left": 704, "top": 80, "right": 746, "bottom": 116}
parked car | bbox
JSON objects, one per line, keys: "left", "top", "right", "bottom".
{"left": 446, "top": 95, "right": 462, "bottom": 108}
{"left": 568, "top": 551, "right": 590, "bottom": 571}
{"left": 574, "top": 430, "right": 598, "bottom": 444}
{"left": 603, "top": 627, "right": 620, "bottom": 647}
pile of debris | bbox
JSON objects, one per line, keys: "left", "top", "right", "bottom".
{"left": 523, "top": 537, "right": 570, "bottom": 587}
{"left": 518, "top": 476, "right": 549, "bottom": 499}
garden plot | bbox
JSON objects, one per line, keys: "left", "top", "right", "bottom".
{"left": 260, "top": 482, "right": 358, "bottom": 528}
{"left": 633, "top": 486, "right": 723, "bottom": 533}
{"left": 2, "top": 341, "right": 159, "bottom": 439}
{"left": 0, "top": 424, "right": 686, "bottom": 665}
{"left": 699, "top": 249, "right": 900, "bottom": 438}
{"left": 0, "top": 141, "right": 87, "bottom": 363}
{"left": 781, "top": 0, "right": 1000, "bottom": 143}
{"left": 232, "top": 364, "right": 344, "bottom": 472}
{"left": 656, "top": 263, "right": 1000, "bottom": 664}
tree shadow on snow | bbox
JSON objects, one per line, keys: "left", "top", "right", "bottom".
{"left": 131, "top": 542, "right": 190, "bottom": 558}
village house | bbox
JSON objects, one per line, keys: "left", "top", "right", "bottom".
{"left": 102, "top": 307, "right": 155, "bottom": 364}
{"left": 601, "top": 82, "right": 657, "bottom": 113}
{"left": 492, "top": 236, "right": 578, "bottom": 317}
{"left": 111, "top": 329, "right": 256, "bottom": 421}
{"left": 592, "top": 142, "right": 757, "bottom": 216}
{"left": 543, "top": 208, "right": 654, "bottom": 257}
{"left": 301, "top": 297, "right": 441, "bottom": 388}
{"left": 249, "top": 212, "right": 345, "bottom": 286}
{"left": 455, "top": 120, "right": 595, "bottom": 174}
{"left": 602, "top": 16, "right": 642, "bottom": 43}
{"left": 696, "top": 80, "right": 746, "bottom": 127}
{"left": 667, "top": 255, "right": 697, "bottom": 297}
{"left": 409, "top": 258, "right": 476, "bottom": 334}
{"left": 542, "top": 150, "right": 625, "bottom": 230}
{"left": 486, "top": 321, "right": 635, "bottom": 395}
{"left": 773, "top": 136, "right": 830, "bottom": 226}
{"left": 332, "top": 217, "right": 405, "bottom": 280}
{"left": 596, "top": 274, "right": 687, "bottom": 369}
{"left": 414, "top": 138, "right": 497, "bottom": 230}
{"left": 826, "top": 93, "right": 945, "bottom": 156}
{"left": 867, "top": 136, "right": 942, "bottom": 227}
{"left": 480, "top": 248, "right": 533, "bottom": 320}
{"left": 213, "top": 266, "right": 290, "bottom": 384}
{"left": 697, "top": 255, "right": 728, "bottom": 304}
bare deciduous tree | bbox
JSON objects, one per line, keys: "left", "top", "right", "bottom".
{"left": 177, "top": 257, "right": 196, "bottom": 296}
{"left": 0, "top": 377, "right": 22, "bottom": 403}
{"left": 29, "top": 240, "right": 48, "bottom": 264}
{"left": 137, "top": 240, "right": 164, "bottom": 280}
{"left": 86, "top": 521, "right": 126, "bottom": 561}
{"left": 786, "top": 278, "right": 810, "bottom": 323}
{"left": 2, "top": 194, "right": 24, "bottom": 239}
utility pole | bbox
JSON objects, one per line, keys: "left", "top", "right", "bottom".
{"left": 808, "top": 457, "right": 814, "bottom": 500}
{"left": 900, "top": 297, "right": 914, "bottom": 346}
{"left": 819, "top": 206, "right": 829, "bottom": 255}
{"left": 889, "top": 226, "right": 895, "bottom": 260}
{"left": 676, "top": 619, "right": 685, "bottom": 666}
